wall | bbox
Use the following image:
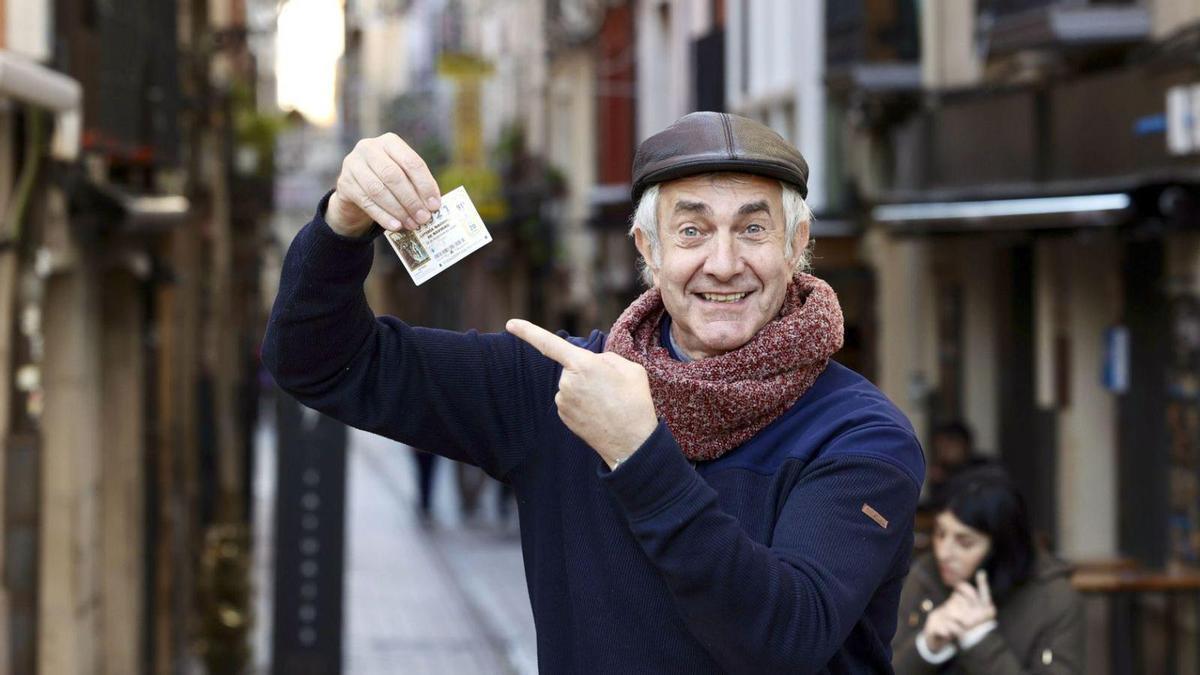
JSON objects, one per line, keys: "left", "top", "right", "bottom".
{"left": 1152, "top": 0, "right": 1200, "bottom": 39}
{"left": 546, "top": 48, "right": 598, "bottom": 318}
{"left": 956, "top": 239, "right": 1000, "bottom": 456}
{"left": 726, "top": 0, "right": 827, "bottom": 211}
{"left": 1035, "top": 235, "right": 1121, "bottom": 558}
{"left": 478, "top": 0, "right": 546, "bottom": 153}
{"left": 920, "top": 0, "right": 981, "bottom": 90}
{"left": 635, "top": 0, "right": 709, "bottom": 140}
{"left": 864, "top": 229, "right": 938, "bottom": 443}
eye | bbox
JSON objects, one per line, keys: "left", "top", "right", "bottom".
{"left": 745, "top": 222, "right": 765, "bottom": 234}
{"left": 680, "top": 225, "right": 701, "bottom": 238}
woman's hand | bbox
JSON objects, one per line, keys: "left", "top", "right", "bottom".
{"left": 945, "top": 570, "right": 997, "bottom": 633}
{"left": 921, "top": 602, "right": 968, "bottom": 653}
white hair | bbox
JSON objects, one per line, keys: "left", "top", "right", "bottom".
{"left": 628, "top": 177, "right": 814, "bottom": 287}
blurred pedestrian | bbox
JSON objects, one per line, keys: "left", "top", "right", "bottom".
{"left": 893, "top": 469, "right": 1084, "bottom": 674}
{"left": 410, "top": 448, "right": 437, "bottom": 525}
{"left": 924, "top": 421, "right": 996, "bottom": 510}
{"left": 263, "top": 112, "right": 924, "bottom": 673}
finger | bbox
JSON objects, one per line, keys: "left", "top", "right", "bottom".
{"left": 506, "top": 319, "right": 590, "bottom": 368}
{"left": 954, "top": 582, "right": 980, "bottom": 605}
{"left": 364, "top": 145, "right": 431, "bottom": 226}
{"left": 938, "top": 605, "right": 967, "bottom": 625}
{"left": 381, "top": 133, "right": 442, "bottom": 212}
{"left": 977, "top": 570, "right": 992, "bottom": 606}
{"left": 346, "top": 162, "right": 411, "bottom": 230}
{"left": 339, "top": 173, "right": 401, "bottom": 230}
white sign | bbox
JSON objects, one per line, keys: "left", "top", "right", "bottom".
{"left": 1166, "top": 83, "right": 1200, "bottom": 155}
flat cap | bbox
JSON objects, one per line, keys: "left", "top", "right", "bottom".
{"left": 631, "top": 111, "right": 809, "bottom": 201}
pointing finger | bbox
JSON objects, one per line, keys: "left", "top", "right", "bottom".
{"left": 506, "top": 319, "right": 589, "bottom": 368}
{"left": 976, "top": 570, "right": 992, "bottom": 606}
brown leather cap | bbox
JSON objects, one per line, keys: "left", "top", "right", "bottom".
{"left": 631, "top": 111, "right": 809, "bottom": 201}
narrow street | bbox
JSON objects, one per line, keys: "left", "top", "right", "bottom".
{"left": 253, "top": 400, "right": 537, "bottom": 674}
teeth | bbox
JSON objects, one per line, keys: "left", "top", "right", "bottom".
{"left": 701, "top": 292, "right": 747, "bottom": 303}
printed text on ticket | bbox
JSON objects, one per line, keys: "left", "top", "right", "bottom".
{"left": 383, "top": 186, "right": 493, "bottom": 286}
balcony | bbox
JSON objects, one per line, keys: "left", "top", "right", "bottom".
{"left": 826, "top": 0, "right": 920, "bottom": 67}
{"left": 978, "top": 0, "right": 1150, "bottom": 55}
{"left": 826, "top": 0, "right": 921, "bottom": 93}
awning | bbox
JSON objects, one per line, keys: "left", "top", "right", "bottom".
{"left": 0, "top": 51, "right": 82, "bottom": 160}
{"left": 873, "top": 193, "right": 1134, "bottom": 235}
{"left": 986, "top": 5, "right": 1150, "bottom": 56}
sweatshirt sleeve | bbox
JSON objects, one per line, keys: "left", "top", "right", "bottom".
{"left": 261, "top": 194, "right": 558, "bottom": 479}
{"left": 601, "top": 422, "right": 922, "bottom": 673}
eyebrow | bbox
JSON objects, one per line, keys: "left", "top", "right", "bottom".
{"left": 672, "top": 200, "right": 712, "bottom": 215}
{"left": 738, "top": 200, "right": 771, "bottom": 216}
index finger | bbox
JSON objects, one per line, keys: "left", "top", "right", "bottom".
{"left": 506, "top": 319, "right": 590, "bottom": 368}
{"left": 381, "top": 133, "right": 442, "bottom": 211}
{"left": 976, "top": 570, "right": 992, "bottom": 606}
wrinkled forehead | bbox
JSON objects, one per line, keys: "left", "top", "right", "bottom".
{"left": 656, "top": 172, "right": 784, "bottom": 221}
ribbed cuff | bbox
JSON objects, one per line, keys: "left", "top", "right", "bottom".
{"left": 915, "top": 633, "right": 957, "bottom": 664}
{"left": 599, "top": 422, "right": 700, "bottom": 521}
{"left": 297, "top": 190, "right": 382, "bottom": 285}
{"left": 958, "top": 619, "right": 998, "bottom": 651}
{"left": 313, "top": 189, "right": 385, "bottom": 244}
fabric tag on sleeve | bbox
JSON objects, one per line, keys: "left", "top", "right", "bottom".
{"left": 861, "top": 503, "right": 888, "bottom": 529}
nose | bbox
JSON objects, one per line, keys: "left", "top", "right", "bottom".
{"left": 702, "top": 232, "right": 744, "bottom": 280}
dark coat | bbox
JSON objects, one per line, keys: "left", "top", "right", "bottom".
{"left": 892, "top": 551, "right": 1085, "bottom": 674}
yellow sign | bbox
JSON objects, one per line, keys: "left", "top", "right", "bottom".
{"left": 437, "top": 52, "right": 507, "bottom": 221}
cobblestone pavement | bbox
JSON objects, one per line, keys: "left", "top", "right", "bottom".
{"left": 253, "top": 406, "right": 537, "bottom": 674}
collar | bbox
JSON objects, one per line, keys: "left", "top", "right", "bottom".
{"left": 659, "top": 315, "right": 693, "bottom": 363}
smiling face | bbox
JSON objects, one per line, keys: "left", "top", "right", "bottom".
{"left": 932, "top": 511, "right": 992, "bottom": 589}
{"left": 634, "top": 173, "right": 807, "bottom": 360}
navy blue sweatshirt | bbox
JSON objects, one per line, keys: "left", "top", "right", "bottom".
{"left": 263, "top": 195, "right": 925, "bottom": 674}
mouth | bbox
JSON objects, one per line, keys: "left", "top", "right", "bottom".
{"left": 696, "top": 291, "right": 752, "bottom": 304}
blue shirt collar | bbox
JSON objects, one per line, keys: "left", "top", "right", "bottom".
{"left": 660, "top": 314, "right": 693, "bottom": 363}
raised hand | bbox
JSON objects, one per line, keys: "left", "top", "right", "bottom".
{"left": 921, "top": 600, "right": 969, "bottom": 653}
{"left": 945, "top": 570, "right": 997, "bottom": 634}
{"left": 505, "top": 319, "right": 659, "bottom": 469}
{"left": 326, "top": 132, "right": 443, "bottom": 238}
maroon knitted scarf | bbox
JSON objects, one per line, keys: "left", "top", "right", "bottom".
{"left": 605, "top": 274, "right": 844, "bottom": 461}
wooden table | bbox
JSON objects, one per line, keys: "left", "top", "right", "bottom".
{"left": 1073, "top": 566, "right": 1200, "bottom": 675}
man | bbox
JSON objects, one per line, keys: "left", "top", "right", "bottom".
{"left": 264, "top": 112, "right": 924, "bottom": 673}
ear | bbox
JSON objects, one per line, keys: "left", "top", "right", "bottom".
{"left": 633, "top": 227, "right": 659, "bottom": 286}
{"left": 789, "top": 219, "right": 810, "bottom": 269}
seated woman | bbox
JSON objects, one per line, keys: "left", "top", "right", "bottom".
{"left": 893, "top": 469, "right": 1084, "bottom": 673}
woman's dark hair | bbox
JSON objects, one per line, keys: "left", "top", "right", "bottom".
{"left": 940, "top": 468, "right": 1035, "bottom": 602}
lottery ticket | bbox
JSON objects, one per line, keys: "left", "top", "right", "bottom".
{"left": 383, "top": 186, "right": 493, "bottom": 286}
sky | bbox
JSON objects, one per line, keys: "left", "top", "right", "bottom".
{"left": 276, "top": 0, "right": 346, "bottom": 126}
